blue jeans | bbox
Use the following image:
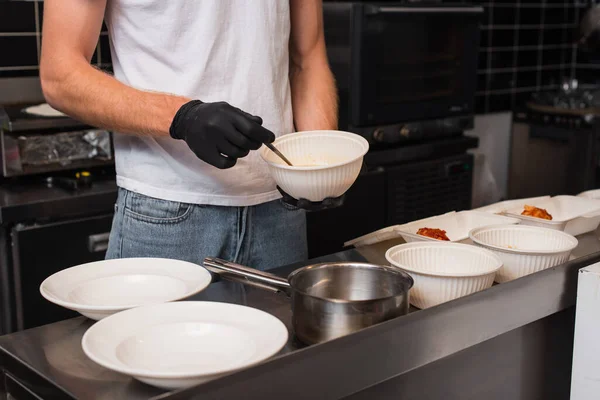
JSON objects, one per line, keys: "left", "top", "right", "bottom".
{"left": 106, "top": 188, "right": 307, "bottom": 303}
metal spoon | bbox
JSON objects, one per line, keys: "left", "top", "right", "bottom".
{"left": 265, "top": 143, "right": 293, "bottom": 166}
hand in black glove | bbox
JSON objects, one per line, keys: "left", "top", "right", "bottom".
{"left": 277, "top": 186, "right": 345, "bottom": 212}
{"left": 169, "top": 100, "right": 275, "bottom": 169}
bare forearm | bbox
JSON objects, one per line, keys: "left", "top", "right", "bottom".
{"left": 290, "top": 60, "right": 338, "bottom": 131}
{"left": 41, "top": 59, "right": 188, "bottom": 136}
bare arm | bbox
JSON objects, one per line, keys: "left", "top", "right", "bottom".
{"left": 289, "top": 0, "right": 338, "bottom": 131}
{"left": 40, "top": 0, "right": 188, "bottom": 136}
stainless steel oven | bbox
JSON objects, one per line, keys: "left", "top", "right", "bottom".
{"left": 324, "top": 2, "right": 483, "bottom": 145}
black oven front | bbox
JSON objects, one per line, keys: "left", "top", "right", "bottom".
{"left": 324, "top": 2, "right": 483, "bottom": 144}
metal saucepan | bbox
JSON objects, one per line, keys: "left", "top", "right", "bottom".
{"left": 203, "top": 257, "right": 414, "bottom": 345}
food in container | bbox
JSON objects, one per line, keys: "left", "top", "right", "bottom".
{"left": 385, "top": 242, "right": 503, "bottom": 309}
{"left": 505, "top": 195, "right": 600, "bottom": 236}
{"left": 521, "top": 205, "right": 553, "bottom": 220}
{"left": 416, "top": 227, "right": 450, "bottom": 241}
{"left": 474, "top": 196, "right": 551, "bottom": 215}
{"left": 260, "top": 130, "right": 369, "bottom": 202}
{"left": 394, "top": 211, "right": 521, "bottom": 244}
{"left": 469, "top": 224, "right": 578, "bottom": 283}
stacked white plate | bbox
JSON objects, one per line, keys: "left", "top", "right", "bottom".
{"left": 385, "top": 242, "right": 503, "bottom": 309}
{"left": 505, "top": 195, "right": 600, "bottom": 236}
{"left": 469, "top": 224, "right": 578, "bottom": 283}
{"left": 40, "top": 258, "right": 212, "bottom": 320}
{"left": 82, "top": 302, "right": 288, "bottom": 389}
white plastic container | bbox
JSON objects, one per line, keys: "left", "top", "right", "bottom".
{"left": 578, "top": 189, "right": 600, "bottom": 200}
{"left": 385, "top": 242, "right": 503, "bottom": 309}
{"left": 394, "top": 211, "right": 520, "bottom": 244}
{"left": 469, "top": 224, "right": 578, "bottom": 283}
{"left": 260, "top": 130, "right": 369, "bottom": 202}
{"left": 505, "top": 195, "right": 600, "bottom": 236}
{"left": 344, "top": 225, "right": 400, "bottom": 248}
{"left": 474, "top": 196, "right": 551, "bottom": 215}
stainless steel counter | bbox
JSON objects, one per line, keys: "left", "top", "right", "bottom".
{"left": 1, "top": 229, "right": 599, "bottom": 400}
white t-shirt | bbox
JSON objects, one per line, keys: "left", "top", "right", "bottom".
{"left": 105, "top": 0, "right": 293, "bottom": 206}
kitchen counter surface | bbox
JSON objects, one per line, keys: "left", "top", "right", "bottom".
{"left": 1, "top": 229, "right": 600, "bottom": 400}
{"left": 0, "top": 179, "right": 117, "bottom": 224}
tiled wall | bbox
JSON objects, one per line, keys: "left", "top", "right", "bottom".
{"left": 1, "top": 0, "right": 598, "bottom": 114}
{"left": 0, "top": 0, "right": 111, "bottom": 79}
{"left": 476, "top": 0, "right": 595, "bottom": 114}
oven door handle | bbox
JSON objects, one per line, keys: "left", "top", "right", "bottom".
{"left": 367, "top": 6, "right": 484, "bottom": 15}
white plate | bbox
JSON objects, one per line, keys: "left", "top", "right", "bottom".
{"left": 40, "top": 258, "right": 211, "bottom": 320}
{"left": 82, "top": 301, "right": 288, "bottom": 389}
{"left": 394, "top": 211, "right": 520, "bottom": 243}
{"left": 505, "top": 195, "right": 600, "bottom": 235}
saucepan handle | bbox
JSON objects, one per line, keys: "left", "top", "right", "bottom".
{"left": 203, "top": 257, "right": 292, "bottom": 295}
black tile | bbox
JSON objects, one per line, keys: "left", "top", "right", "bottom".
{"left": 37, "top": 1, "right": 44, "bottom": 32}
{"left": 91, "top": 43, "right": 99, "bottom": 64}
{"left": 0, "top": 68, "right": 39, "bottom": 78}
{"left": 489, "top": 51, "right": 514, "bottom": 69}
{"left": 576, "top": 67, "right": 600, "bottom": 85}
{"left": 542, "top": 48, "right": 563, "bottom": 65}
{"left": 515, "top": 91, "right": 534, "bottom": 109}
{"left": 488, "top": 94, "right": 512, "bottom": 112}
{"left": 475, "top": 94, "right": 487, "bottom": 114}
{"left": 478, "top": 51, "right": 488, "bottom": 70}
{"left": 518, "top": 28, "right": 540, "bottom": 46}
{"left": 540, "top": 68, "right": 563, "bottom": 86}
{"left": 543, "top": 28, "right": 567, "bottom": 45}
{"left": 477, "top": 72, "right": 489, "bottom": 91}
{"left": 520, "top": 7, "right": 543, "bottom": 25}
{"left": 544, "top": 6, "right": 570, "bottom": 25}
{"left": 99, "top": 34, "right": 111, "bottom": 64}
{"left": 0, "top": 2, "right": 36, "bottom": 33}
{"left": 491, "top": 30, "right": 516, "bottom": 47}
{"left": 480, "top": 29, "right": 490, "bottom": 48}
{"left": 492, "top": 7, "right": 517, "bottom": 25}
{"left": 514, "top": 50, "right": 539, "bottom": 68}
{"left": 515, "top": 70, "right": 538, "bottom": 88}
{"left": 488, "top": 71, "right": 515, "bottom": 91}
{"left": 100, "top": 64, "right": 114, "bottom": 75}
{"left": 0, "top": 36, "right": 38, "bottom": 67}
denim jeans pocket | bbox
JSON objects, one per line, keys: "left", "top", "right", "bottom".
{"left": 124, "top": 191, "right": 193, "bottom": 224}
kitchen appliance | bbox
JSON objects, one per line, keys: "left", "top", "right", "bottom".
{"left": 509, "top": 83, "right": 600, "bottom": 199}
{"left": 323, "top": 2, "right": 483, "bottom": 146}
{"left": 0, "top": 104, "right": 117, "bottom": 334}
{"left": 204, "top": 257, "right": 414, "bottom": 345}
{"left": 0, "top": 104, "right": 113, "bottom": 179}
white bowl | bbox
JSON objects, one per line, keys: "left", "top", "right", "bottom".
{"left": 40, "top": 258, "right": 211, "bottom": 320}
{"left": 469, "top": 225, "right": 578, "bottom": 283}
{"left": 385, "top": 242, "right": 503, "bottom": 309}
{"left": 82, "top": 302, "right": 288, "bottom": 389}
{"left": 260, "top": 130, "right": 369, "bottom": 202}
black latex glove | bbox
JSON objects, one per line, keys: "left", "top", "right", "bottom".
{"left": 169, "top": 100, "right": 275, "bottom": 169}
{"left": 277, "top": 186, "right": 345, "bottom": 212}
